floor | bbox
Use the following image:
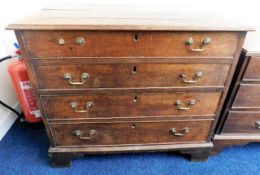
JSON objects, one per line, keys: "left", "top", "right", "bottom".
{"left": 0, "top": 120, "right": 259, "bottom": 175}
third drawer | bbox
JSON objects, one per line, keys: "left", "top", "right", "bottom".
{"left": 40, "top": 92, "right": 221, "bottom": 119}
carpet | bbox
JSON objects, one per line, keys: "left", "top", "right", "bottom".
{"left": 0, "top": 120, "right": 259, "bottom": 175}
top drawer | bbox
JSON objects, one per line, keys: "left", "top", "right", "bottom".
{"left": 23, "top": 31, "right": 240, "bottom": 58}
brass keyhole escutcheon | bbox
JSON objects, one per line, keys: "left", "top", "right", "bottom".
{"left": 134, "top": 34, "right": 139, "bottom": 41}
{"left": 132, "top": 66, "right": 137, "bottom": 74}
{"left": 133, "top": 96, "right": 138, "bottom": 102}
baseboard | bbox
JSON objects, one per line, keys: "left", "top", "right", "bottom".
{"left": 0, "top": 102, "right": 21, "bottom": 141}
{"left": 212, "top": 134, "right": 260, "bottom": 155}
{"left": 49, "top": 142, "right": 213, "bottom": 154}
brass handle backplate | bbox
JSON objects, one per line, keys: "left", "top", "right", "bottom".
{"left": 57, "top": 38, "right": 65, "bottom": 45}
{"left": 180, "top": 71, "right": 204, "bottom": 84}
{"left": 76, "top": 37, "right": 86, "bottom": 46}
{"left": 176, "top": 99, "right": 196, "bottom": 110}
{"left": 73, "top": 129, "right": 97, "bottom": 140}
{"left": 70, "top": 101, "right": 94, "bottom": 113}
{"left": 185, "top": 37, "right": 212, "bottom": 52}
{"left": 255, "top": 121, "right": 260, "bottom": 129}
{"left": 64, "top": 72, "right": 89, "bottom": 85}
{"left": 171, "top": 127, "right": 189, "bottom": 136}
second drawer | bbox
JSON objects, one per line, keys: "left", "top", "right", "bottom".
{"left": 41, "top": 92, "right": 221, "bottom": 119}
{"left": 33, "top": 63, "right": 230, "bottom": 90}
{"left": 232, "top": 84, "right": 260, "bottom": 109}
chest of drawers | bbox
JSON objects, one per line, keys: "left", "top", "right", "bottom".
{"left": 213, "top": 48, "right": 260, "bottom": 154}
{"left": 7, "top": 4, "right": 250, "bottom": 167}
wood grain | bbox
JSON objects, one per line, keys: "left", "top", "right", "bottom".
{"left": 50, "top": 120, "right": 212, "bottom": 146}
{"left": 213, "top": 50, "right": 260, "bottom": 155}
{"left": 23, "top": 31, "right": 240, "bottom": 58}
{"left": 232, "top": 84, "right": 260, "bottom": 109}
{"left": 33, "top": 63, "right": 230, "bottom": 90}
{"left": 6, "top": 4, "right": 253, "bottom": 31}
{"left": 41, "top": 92, "right": 221, "bottom": 119}
{"left": 213, "top": 134, "right": 260, "bottom": 155}
{"left": 48, "top": 142, "right": 214, "bottom": 166}
{"left": 8, "top": 3, "right": 250, "bottom": 164}
{"left": 222, "top": 111, "right": 260, "bottom": 133}
{"left": 243, "top": 57, "right": 260, "bottom": 82}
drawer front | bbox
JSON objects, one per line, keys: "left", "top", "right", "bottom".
{"left": 23, "top": 31, "right": 240, "bottom": 58}
{"left": 50, "top": 120, "right": 212, "bottom": 146}
{"left": 41, "top": 92, "right": 221, "bottom": 119}
{"left": 222, "top": 111, "right": 260, "bottom": 134}
{"left": 232, "top": 84, "right": 260, "bottom": 109}
{"left": 33, "top": 63, "right": 230, "bottom": 90}
{"left": 243, "top": 57, "right": 260, "bottom": 81}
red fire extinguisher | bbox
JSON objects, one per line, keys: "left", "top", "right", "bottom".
{"left": 7, "top": 43, "right": 42, "bottom": 123}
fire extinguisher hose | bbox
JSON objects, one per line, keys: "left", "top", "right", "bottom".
{"left": 0, "top": 55, "right": 13, "bottom": 63}
{"left": 0, "top": 100, "right": 23, "bottom": 117}
{"left": 0, "top": 55, "right": 24, "bottom": 118}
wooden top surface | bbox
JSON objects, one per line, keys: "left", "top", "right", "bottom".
{"left": 6, "top": 3, "right": 253, "bottom": 31}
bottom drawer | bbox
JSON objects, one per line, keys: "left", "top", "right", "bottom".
{"left": 50, "top": 120, "right": 212, "bottom": 146}
{"left": 222, "top": 111, "right": 260, "bottom": 133}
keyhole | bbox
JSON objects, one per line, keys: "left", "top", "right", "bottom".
{"left": 132, "top": 66, "right": 137, "bottom": 74}
{"left": 133, "top": 96, "right": 138, "bottom": 102}
{"left": 134, "top": 34, "right": 139, "bottom": 41}
{"left": 132, "top": 124, "right": 136, "bottom": 128}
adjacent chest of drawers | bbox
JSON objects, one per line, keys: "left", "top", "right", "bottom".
{"left": 214, "top": 49, "right": 260, "bottom": 154}
{"left": 7, "top": 4, "right": 250, "bottom": 167}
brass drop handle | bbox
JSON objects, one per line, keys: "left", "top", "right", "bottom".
{"left": 76, "top": 37, "right": 85, "bottom": 46}
{"left": 70, "top": 101, "right": 94, "bottom": 113}
{"left": 176, "top": 99, "right": 196, "bottom": 110}
{"left": 255, "top": 121, "right": 260, "bottom": 129}
{"left": 73, "top": 129, "right": 97, "bottom": 140}
{"left": 171, "top": 127, "right": 189, "bottom": 136}
{"left": 185, "top": 37, "right": 212, "bottom": 52}
{"left": 180, "top": 71, "right": 204, "bottom": 84}
{"left": 63, "top": 72, "right": 89, "bottom": 85}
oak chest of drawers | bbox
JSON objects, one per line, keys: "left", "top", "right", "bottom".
{"left": 214, "top": 47, "right": 260, "bottom": 153}
{"left": 7, "top": 4, "right": 251, "bottom": 167}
